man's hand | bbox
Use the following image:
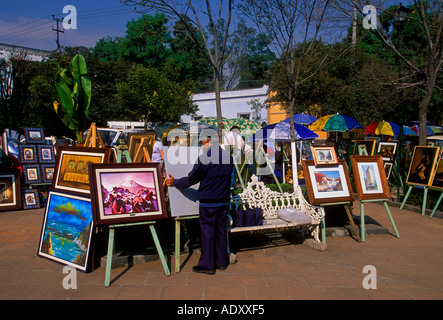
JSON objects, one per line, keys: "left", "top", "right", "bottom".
{"left": 165, "top": 174, "right": 175, "bottom": 187}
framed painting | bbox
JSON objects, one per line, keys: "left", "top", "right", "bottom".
{"left": 24, "top": 127, "right": 45, "bottom": 144}
{"left": 310, "top": 145, "right": 339, "bottom": 167}
{"left": 377, "top": 141, "right": 398, "bottom": 162}
{"left": 19, "top": 144, "right": 38, "bottom": 164}
{"left": 37, "top": 144, "right": 56, "bottom": 164}
{"left": 351, "top": 155, "right": 390, "bottom": 201}
{"left": 302, "top": 160, "right": 354, "bottom": 205}
{"left": 353, "top": 140, "right": 376, "bottom": 156}
{"left": 22, "top": 164, "right": 42, "bottom": 184}
{"left": 430, "top": 158, "right": 443, "bottom": 190}
{"left": 406, "top": 146, "right": 440, "bottom": 187}
{"left": 22, "top": 188, "right": 42, "bottom": 209}
{"left": 52, "top": 146, "right": 109, "bottom": 195}
{"left": 41, "top": 164, "right": 56, "bottom": 184}
{"left": 0, "top": 171, "right": 21, "bottom": 212}
{"left": 89, "top": 162, "right": 168, "bottom": 225}
{"left": 38, "top": 190, "right": 94, "bottom": 272}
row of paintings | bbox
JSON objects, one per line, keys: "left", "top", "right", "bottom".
{"left": 304, "top": 145, "right": 442, "bottom": 206}
{"left": 303, "top": 156, "right": 391, "bottom": 205}
{"left": 37, "top": 145, "right": 168, "bottom": 272}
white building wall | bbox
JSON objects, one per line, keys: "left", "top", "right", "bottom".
{"left": 183, "top": 85, "right": 269, "bottom": 123}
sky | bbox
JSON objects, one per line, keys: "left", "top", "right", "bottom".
{"left": 0, "top": 1, "right": 143, "bottom": 51}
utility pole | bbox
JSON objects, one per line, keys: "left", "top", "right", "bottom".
{"left": 52, "top": 15, "right": 64, "bottom": 51}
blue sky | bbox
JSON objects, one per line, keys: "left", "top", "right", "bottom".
{"left": 0, "top": 1, "right": 142, "bottom": 51}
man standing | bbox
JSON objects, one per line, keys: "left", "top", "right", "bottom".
{"left": 165, "top": 131, "right": 233, "bottom": 275}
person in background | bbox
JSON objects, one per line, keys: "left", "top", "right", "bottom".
{"left": 165, "top": 131, "right": 234, "bottom": 275}
{"left": 151, "top": 137, "right": 164, "bottom": 172}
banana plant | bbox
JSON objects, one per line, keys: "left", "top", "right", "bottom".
{"left": 53, "top": 54, "right": 92, "bottom": 144}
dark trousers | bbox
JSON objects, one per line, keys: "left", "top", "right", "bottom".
{"left": 198, "top": 205, "right": 229, "bottom": 269}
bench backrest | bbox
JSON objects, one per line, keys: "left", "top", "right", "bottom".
{"left": 231, "top": 175, "right": 324, "bottom": 223}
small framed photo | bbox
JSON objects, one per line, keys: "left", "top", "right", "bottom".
{"left": 41, "top": 164, "right": 56, "bottom": 183}
{"left": 351, "top": 155, "right": 390, "bottom": 201}
{"left": 52, "top": 146, "right": 109, "bottom": 195}
{"left": 377, "top": 142, "right": 398, "bottom": 162}
{"left": 89, "top": 162, "right": 168, "bottom": 225}
{"left": 38, "top": 190, "right": 94, "bottom": 272}
{"left": 37, "top": 144, "right": 56, "bottom": 164}
{"left": 24, "top": 127, "right": 45, "bottom": 144}
{"left": 0, "top": 171, "right": 22, "bottom": 212}
{"left": 310, "top": 145, "right": 339, "bottom": 167}
{"left": 353, "top": 140, "right": 376, "bottom": 156}
{"left": 22, "top": 164, "right": 42, "bottom": 184}
{"left": 406, "top": 146, "right": 440, "bottom": 187}
{"left": 302, "top": 160, "right": 354, "bottom": 205}
{"left": 19, "top": 144, "right": 38, "bottom": 164}
{"left": 430, "top": 158, "right": 443, "bottom": 190}
{"left": 22, "top": 188, "right": 41, "bottom": 209}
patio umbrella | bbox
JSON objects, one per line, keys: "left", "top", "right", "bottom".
{"left": 282, "top": 113, "right": 318, "bottom": 126}
{"left": 199, "top": 117, "right": 262, "bottom": 135}
{"left": 309, "top": 113, "right": 363, "bottom": 132}
{"left": 227, "top": 118, "right": 262, "bottom": 135}
{"left": 410, "top": 125, "right": 443, "bottom": 136}
{"left": 363, "top": 121, "right": 399, "bottom": 136}
{"left": 251, "top": 121, "right": 319, "bottom": 142}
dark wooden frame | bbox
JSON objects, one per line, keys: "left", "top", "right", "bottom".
{"left": 351, "top": 155, "right": 390, "bottom": 201}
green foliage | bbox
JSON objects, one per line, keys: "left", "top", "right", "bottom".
{"left": 54, "top": 54, "right": 92, "bottom": 143}
{"left": 115, "top": 66, "right": 197, "bottom": 123}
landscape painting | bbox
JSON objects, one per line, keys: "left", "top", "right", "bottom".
{"left": 302, "top": 160, "right": 354, "bottom": 205}
{"left": 38, "top": 191, "right": 94, "bottom": 272}
{"left": 90, "top": 163, "right": 167, "bottom": 225}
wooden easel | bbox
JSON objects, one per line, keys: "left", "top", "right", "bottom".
{"left": 360, "top": 199, "right": 400, "bottom": 241}
{"left": 133, "top": 137, "right": 154, "bottom": 163}
{"left": 83, "top": 123, "right": 105, "bottom": 148}
{"left": 104, "top": 221, "right": 170, "bottom": 286}
{"left": 320, "top": 202, "right": 362, "bottom": 243}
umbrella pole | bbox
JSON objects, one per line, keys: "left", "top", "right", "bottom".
{"left": 291, "top": 141, "right": 298, "bottom": 189}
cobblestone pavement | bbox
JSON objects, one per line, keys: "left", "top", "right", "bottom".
{"left": 0, "top": 200, "right": 442, "bottom": 300}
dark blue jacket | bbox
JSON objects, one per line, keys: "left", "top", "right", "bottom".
{"left": 174, "top": 145, "right": 234, "bottom": 203}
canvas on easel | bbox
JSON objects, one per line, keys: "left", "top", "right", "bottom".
{"left": 128, "top": 132, "right": 156, "bottom": 163}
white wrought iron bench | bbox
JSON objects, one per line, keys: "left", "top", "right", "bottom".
{"left": 228, "top": 175, "right": 326, "bottom": 261}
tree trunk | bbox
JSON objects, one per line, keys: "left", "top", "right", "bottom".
{"left": 418, "top": 69, "right": 437, "bottom": 146}
{"left": 214, "top": 68, "right": 223, "bottom": 143}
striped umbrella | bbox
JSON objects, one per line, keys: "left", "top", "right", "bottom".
{"left": 309, "top": 113, "right": 363, "bottom": 132}
{"left": 363, "top": 121, "right": 418, "bottom": 136}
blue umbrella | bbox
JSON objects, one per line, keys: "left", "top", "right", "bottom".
{"left": 251, "top": 121, "right": 319, "bottom": 142}
{"left": 283, "top": 113, "right": 318, "bottom": 125}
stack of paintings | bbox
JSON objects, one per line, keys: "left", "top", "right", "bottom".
{"left": 37, "top": 146, "right": 109, "bottom": 272}
{"left": 18, "top": 127, "right": 57, "bottom": 209}
{"left": 303, "top": 145, "right": 354, "bottom": 205}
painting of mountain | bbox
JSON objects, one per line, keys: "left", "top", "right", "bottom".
{"left": 38, "top": 191, "right": 94, "bottom": 272}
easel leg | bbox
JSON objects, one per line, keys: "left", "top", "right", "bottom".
{"left": 321, "top": 217, "right": 326, "bottom": 244}
{"left": 360, "top": 202, "right": 365, "bottom": 242}
{"left": 383, "top": 201, "right": 400, "bottom": 238}
{"left": 400, "top": 186, "right": 412, "bottom": 210}
{"left": 430, "top": 192, "right": 443, "bottom": 219}
{"left": 344, "top": 204, "right": 361, "bottom": 242}
{"left": 105, "top": 227, "right": 115, "bottom": 287}
{"left": 175, "top": 219, "right": 180, "bottom": 273}
{"left": 149, "top": 225, "right": 170, "bottom": 276}
{"left": 422, "top": 187, "right": 428, "bottom": 216}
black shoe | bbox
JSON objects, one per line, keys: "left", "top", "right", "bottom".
{"left": 217, "top": 266, "right": 227, "bottom": 271}
{"left": 192, "top": 266, "right": 216, "bottom": 275}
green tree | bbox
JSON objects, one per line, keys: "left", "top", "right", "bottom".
{"left": 115, "top": 66, "right": 197, "bottom": 123}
